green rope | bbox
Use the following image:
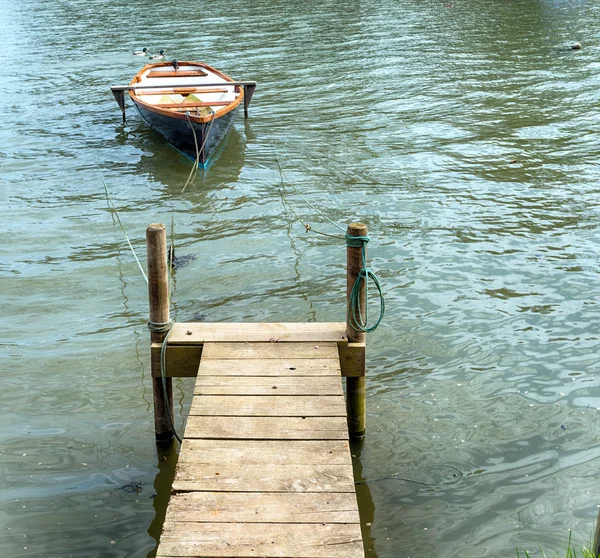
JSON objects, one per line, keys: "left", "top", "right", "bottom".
{"left": 346, "top": 233, "right": 385, "bottom": 333}
{"left": 148, "top": 320, "right": 182, "bottom": 443}
{"left": 147, "top": 321, "right": 173, "bottom": 334}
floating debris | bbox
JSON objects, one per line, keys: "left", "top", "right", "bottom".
{"left": 119, "top": 481, "right": 144, "bottom": 495}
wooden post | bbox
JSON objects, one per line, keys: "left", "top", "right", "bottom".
{"left": 593, "top": 508, "right": 600, "bottom": 557}
{"left": 243, "top": 83, "right": 256, "bottom": 118}
{"left": 346, "top": 222, "right": 367, "bottom": 438}
{"left": 147, "top": 223, "right": 174, "bottom": 444}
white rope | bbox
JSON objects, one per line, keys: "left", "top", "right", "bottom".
{"left": 182, "top": 109, "right": 216, "bottom": 192}
{"left": 103, "top": 179, "right": 148, "bottom": 284}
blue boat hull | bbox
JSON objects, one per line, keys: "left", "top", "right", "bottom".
{"left": 134, "top": 103, "right": 240, "bottom": 167}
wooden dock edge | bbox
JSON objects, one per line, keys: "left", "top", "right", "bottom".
{"left": 150, "top": 323, "right": 365, "bottom": 377}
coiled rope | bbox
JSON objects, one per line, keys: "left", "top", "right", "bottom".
{"left": 346, "top": 233, "right": 385, "bottom": 333}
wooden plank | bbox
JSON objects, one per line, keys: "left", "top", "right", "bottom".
{"left": 152, "top": 332, "right": 363, "bottom": 557}
{"left": 147, "top": 70, "right": 208, "bottom": 78}
{"left": 165, "top": 492, "right": 360, "bottom": 523}
{"left": 157, "top": 522, "right": 364, "bottom": 557}
{"left": 154, "top": 101, "right": 231, "bottom": 108}
{"left": 189, "top": 395, "right": 346, "bottom": 416}
{"left": 151, "top": 344, "right": 201, "bottom": 377}
{"left": 197, "top": 358, "right": 341, "bottom": 376}
{"left": 168, "top": 322, "right": 347, "bottom": 345}
{"left": 173, "top": 463, "right": 355, "bottom": 493}
{"left": 194, "top": 376, "right": 343, "bottom": 396}
{"left": 185, "top": 415, "right": 349, "bottom": 440}
{"left": 201, "top": 342, "right": 339, "bottom": 360}
{"left": 177, "top": 440, "right": 352, "bottom": 465}
{"left": 137, "top": 88, "right": 229, "bottom": 95}
{"left": 113, "top": 80, "right": 254, "bottom": 92}
{"left": 339, "top": 343, "right": 366, "bottom": 378}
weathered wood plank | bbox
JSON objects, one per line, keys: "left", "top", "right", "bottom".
{"left": 165, "top": 492, "right": 360, "bottom": 523}
{"left": 153, "top": 334, "right": 364, "bottom": 557}
{"left": 168, "top": 322, "right": 347, "bottom": 345}
{"left": 189, "top": 395, "right": 346, "bottom": 416}
{"left": 173, "top": 463, "right": 355, "bottom": 493}
{"left": 147, "top": 70, "right": 208, "bottom": 78}
{"left": 157, "top": 522, "right": 363, "bottom": 557}
{"left": 197, "top": 358, "right": 341, "bottom": 376}
{"left": 338, "top": 343, "right": 366, "bottom": 378}
{"left": 177, "top": 440, "right": 352, "bottom": 465}
{"left": 194, "top": 376, "right": 343, "bottom": 396}
{"left": 151, "top": 344, "right": 202, "bottom": 377}
{"left": 185, "top": 415, "right": 349, "bottom": 440}
{"left": 201, "top": 342, "right": 339, "bottom": 360}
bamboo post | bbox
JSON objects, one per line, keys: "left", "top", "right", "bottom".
{"left": 147, "top": 223, "right": 174, "bottom": 444}
{"left": 346, "top": 222, "right": 367, "bottom": 438}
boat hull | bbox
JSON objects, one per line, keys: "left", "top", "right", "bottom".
{"left": 125, "top": 61, "right": 246, "bottom": 168}
{"left": 133, "top": 101, "right": 240, "bottom": 167}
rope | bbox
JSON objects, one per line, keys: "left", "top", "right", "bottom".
{"left": 275, "top": 164, "right": 385, "bottom": 333}
{"left": 148, "top": 320, "right": 182, "bottom": 444}
{"left": 103, "top": 180, "right": 148, "bottom": 284}
{"left": 182, "top": 109, "right": 216, "bottom": 192}
{"left": 355, "top": 464, "right": 464, "bottom": 487}
{"left": 277, "top": 160, "right": 346, "bottom": 233}
{"left": 147, "top": 320, "right": 173, "bottom": 333}
{"left": 346, "top": 233, "right": 385, "bottom": 333}
{"left": 278, "top": 186, "right": 345, "bottom": 240}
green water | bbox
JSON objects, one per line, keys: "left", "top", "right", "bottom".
{"left": 2, "top": 0, "right": 600, "bottom": 556}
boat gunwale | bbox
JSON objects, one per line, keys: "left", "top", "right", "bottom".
{"left": 128, "top": 61, "right": 243, "bottom": 124}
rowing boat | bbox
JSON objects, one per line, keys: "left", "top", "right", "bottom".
{"left": 110, "top": 61, "right": 256, "bottom": 167}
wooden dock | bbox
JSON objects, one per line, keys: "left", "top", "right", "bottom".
{"left": 145, "top": 223, "right": 376, "bottom": 557}
{"left": 156, "top": 338, "right": 363, "bottom": 557}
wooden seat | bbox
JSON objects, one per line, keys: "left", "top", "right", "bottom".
{"left": 135, "top": 88, "right": 229, "bottom": 96}
{"left": 146, "top": 70, "right": 208, "bottom": 78}
{"left": 153, "top": 100, "right": 233, "bottom": 109}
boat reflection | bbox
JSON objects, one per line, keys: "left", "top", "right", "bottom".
{"left": 135, "top": 123, "right": 247, "bottom": 190}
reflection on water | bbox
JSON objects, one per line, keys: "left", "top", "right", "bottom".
{"left": 2, "top": 0, "right": 600, "bottom": 555}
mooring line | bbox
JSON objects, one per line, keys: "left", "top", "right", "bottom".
{"left": 278, "top": 185, "right": 344, "bottom": 239}
{"left": 277, "top": 165, "right": 385, "bottom": 332}
{"left": 182, "top": 109, "right": 216, "bottom": 193}
{"left": 355, "top": 464, "right": 464, "bottom": 487}
{"left": 277, "top": 160, "right": 346, "bottom": 234}
{"left": 147, "top": 320, "right": 182, "bottom": 444}
{"left": 103, "top": 180, "right": 148, "bottom": 284}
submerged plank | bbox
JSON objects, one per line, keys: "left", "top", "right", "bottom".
{"left": 157, "top": 522, "right": 363, "bottom": 557}
{"left": 165, "top": 492, "right": 360, "bottom": 524}
{"left": 185, "top": 415, "right": 349, "bottom": 440}
{"left": 189, "top": 395, "right": 346, "bottom": 416}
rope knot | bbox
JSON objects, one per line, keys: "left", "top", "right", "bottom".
{"left": 345, "top": 233, "right": 371, "bottom": 248}
{"left": 147, "top": 320, "right": 173, "bottom": 334}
